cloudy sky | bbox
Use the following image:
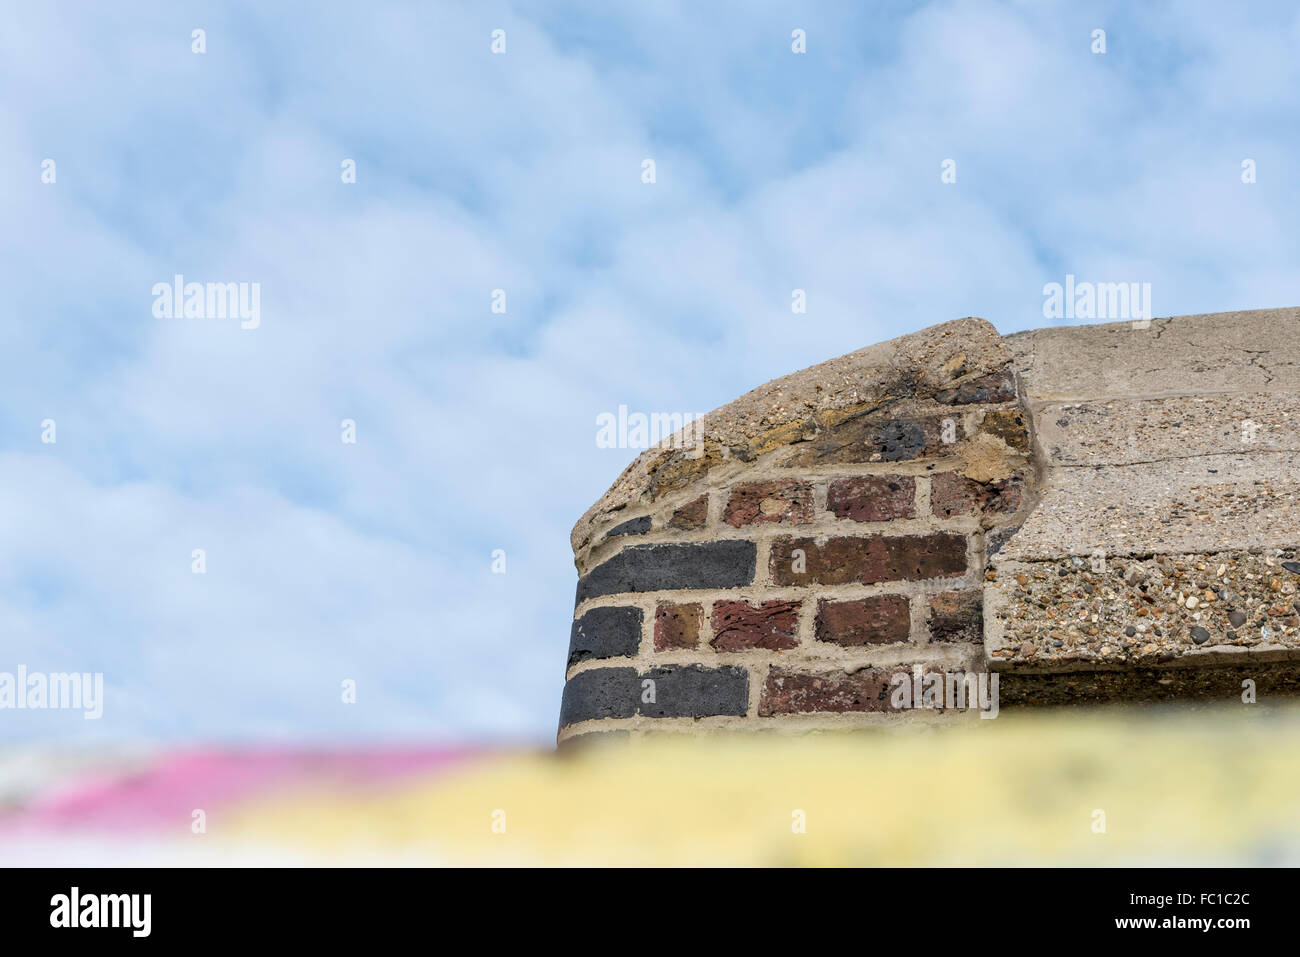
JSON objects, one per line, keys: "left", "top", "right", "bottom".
{"left": 2, "top": 1, "right": 1298, "bottom": 745}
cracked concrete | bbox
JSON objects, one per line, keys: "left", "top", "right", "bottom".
{"left": 1005, "top": 307, "right": 1300, "bottom": 400}
{"left": 1036, "top": 394, "right": 1299, "bottom": 466}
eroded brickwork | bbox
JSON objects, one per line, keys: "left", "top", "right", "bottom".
{"left": 559, "top": 318, "right": 1034, "bottom": 742}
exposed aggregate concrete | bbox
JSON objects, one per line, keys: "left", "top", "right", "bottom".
{"left": 988, "top": 550, "right": 1300, "bottom": 668}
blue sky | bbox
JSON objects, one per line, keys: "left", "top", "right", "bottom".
{"left": 2, "top": 1, "right": 1298, "bottom": 745}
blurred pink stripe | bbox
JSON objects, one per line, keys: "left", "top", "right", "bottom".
{"left": 1, "top": 748, "right": 477, "bottom": 832}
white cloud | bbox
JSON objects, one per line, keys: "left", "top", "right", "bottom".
{"left": 2, "top": 0, "right": 1298, "bottom": 743}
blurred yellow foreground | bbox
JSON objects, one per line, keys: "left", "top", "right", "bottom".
{"left": 227, "top": 705, "right": 1300, "bottom": 866}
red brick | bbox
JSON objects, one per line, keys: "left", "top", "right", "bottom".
{"left": 759, "top": 667, "right": 900, "bottom": 715}
{"left": 769, "top": 534, "right": 967, "bottom": 586}
{"left": 930, "top": 473, "right": 1024, "bottom": 519}
{"left": 710, "top": 599, "right": 800, "bottom": 651}
{"left": 816, "top": 595, "right": 911, "bottom": 646}
{"left": 826, "top": 475, "right": 915, "bottom": 522}
{"left": 654, "top": 602, "right": 702, "bottom": 651}
{"left": 667, "top": 494, "right": 708, "bottom": 530}
{"left": 723, "top": 481, "right": 813, "bottom": 528}
{"left": 929, "top": 591, "right": 982, "bottom": 643}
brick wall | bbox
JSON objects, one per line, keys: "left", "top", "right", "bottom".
{"left": 559, "top": 319, "right": 1035, "bottom": 742}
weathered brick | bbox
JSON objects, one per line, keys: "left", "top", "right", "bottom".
{"left": 576, "top": 540, "right": 756, "bottom": 603}
{"left": 815, "top": 595, "right": 910, "bottom": 646}
{"left": 930, "top": 472, "right": 1025, "bottom": 519}
{"left": 655, "top": 602, "right": 702, "bottom": 651}
{"left": 568, "top": 606, "right": 643, "bottom": 666}
{"left": 710, "top": 599, "right": 800, "bottom": 651}
{"left": 934, "top": 369, "right": 1016, "bottom": 405}
{"left": 929, "top": 590, "right": 982, "bottom": 643}
{"left": 667, "top": 494, "right": 708, "bottom": 530}
{"left": 780, "top": 412, "right": 966, "bottom": 466}
{"left": 978, "top": 408, "right": 1030, "bottom": 451}
{"left": 559, "top": 667, "right": 639, "bottom": 726}
{"left": 723, "top": 481, "right": 813, "bottom": 527}
{"left": 826, "top": 475, "right": 915, "bottom": 522}
{"left": 606, "top": 515, "right": 651, "bottom": 538}
{"left": 759, "top": 667, "right": 897, "bottom": 715}
{"left": 641, "top": 664, "right": 749, "bottom": 718}
{"left": 559, "top": 662, "right": 751, "bottom": 727}
{"left": 769, "top": 534, "right": 967, "bottom": 586}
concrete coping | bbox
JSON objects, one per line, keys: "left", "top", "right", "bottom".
{"left": 988, "top": 306, "right": 1300, "bottom": 672}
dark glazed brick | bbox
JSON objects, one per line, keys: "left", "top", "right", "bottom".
{"left": 654, "top": 602, "right": 702, "bottom": 651}
{"left": 567, "top": 606, "right": 643, "bottom": 666}
{"left": 668, "top": 494, "right": 708, "bottom": 530}
{"left": 934, "top": 369, "right": 1016, "bottom": 405}
{"left": 826, "top": 475, "right": 915, "bottom": 522}
{"left": 561, "top": 663, "right": 750, "bottom": 726}
{"left": 723, "top": 481, "right": 813, "bottom": 527}
{"left": 606, "top": 516, "right": 652, "bottom": 538}
{"left": 641, "top": 664, "right": 749, "bottom": 718}
{"left": 759, "top": 667, "right": 898, "bottom": 715}
{"left": 710, "top": 599, "right": 800, "bottom": 651}
{"left": 576, "top": 540, "right": 756, "bottom": 602}
{"left": 815, "top": 595, "right": 911, "bottom": 646}
{"left": 930, "top": 473, "right": 1024, "bottom": 519}
{"left": 770, "top": 534, "right": 967, "bottom": 586}
{"left": 559, "top": 667, "right": 639, "bottom": 726}
{"left": 930, "top": 590, "right": 982, "bottom": 643}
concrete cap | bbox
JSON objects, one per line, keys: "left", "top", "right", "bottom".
{"left": 1007, "top": 307, "right": 1300, "bottom": 401}
{"left": 989, "top": 306, "right": 1300, "bottom": 673}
